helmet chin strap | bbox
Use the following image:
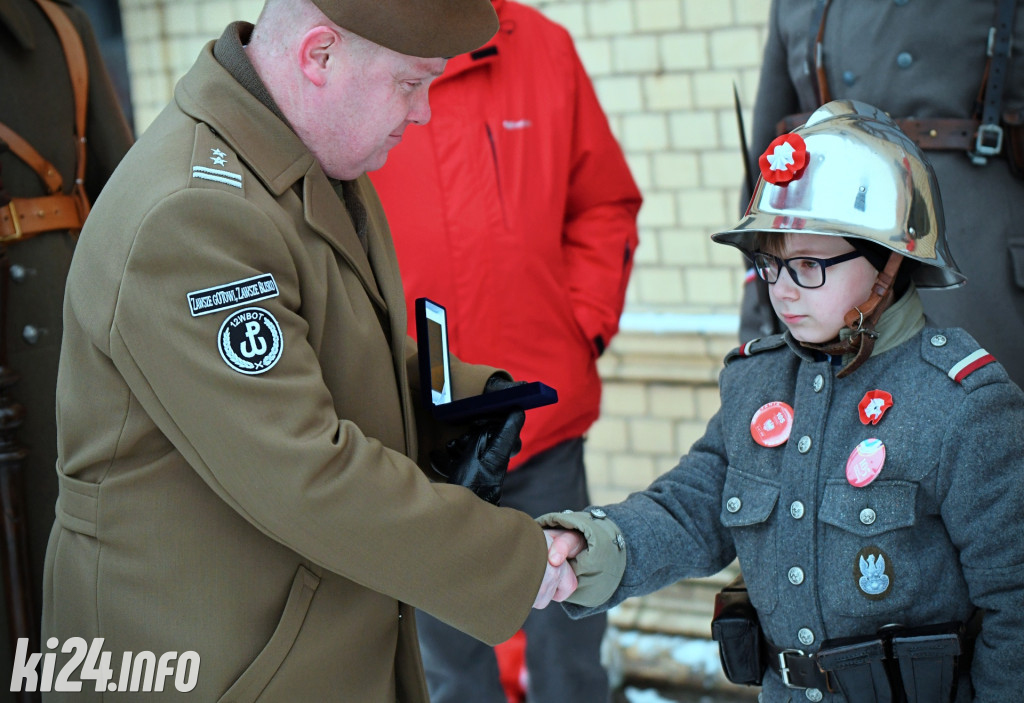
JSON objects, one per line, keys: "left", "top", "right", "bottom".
{"left": 801, "top": 251, "right": 904, "bottom": 378}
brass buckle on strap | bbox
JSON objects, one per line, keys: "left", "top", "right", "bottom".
{"left": 1, "top": 200, "right": 23, "bottom": 242}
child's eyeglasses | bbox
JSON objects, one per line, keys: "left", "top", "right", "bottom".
{"left": 752, "top": 250, "right": 864, "bottom": 289}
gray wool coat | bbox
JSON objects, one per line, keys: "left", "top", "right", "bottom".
{"left": 542, "top": 303, "right": 1024, "bottom": 702}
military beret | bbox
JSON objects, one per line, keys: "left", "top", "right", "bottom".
{"left": 310, "top": 0, "right": 499, "bottom": 58}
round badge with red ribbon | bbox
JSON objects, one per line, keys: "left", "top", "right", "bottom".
{"left": 759, "top": 133, "right": 808, "bottom": 185}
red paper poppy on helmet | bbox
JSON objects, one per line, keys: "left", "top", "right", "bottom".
{"left": 759, "top": 133, "right": 808, "bottom": 185}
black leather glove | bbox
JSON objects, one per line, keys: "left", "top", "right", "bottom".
{"left": 430, "top": 377, "right": 526, "bottom": 505}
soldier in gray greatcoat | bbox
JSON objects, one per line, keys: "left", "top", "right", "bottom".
{"left": 740, "top": 0, "right": 1024, "bottom": 388}
{"left": 540, "top": 102, "right": 1024, "bottom": 702}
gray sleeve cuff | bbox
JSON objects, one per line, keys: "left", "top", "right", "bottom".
{"left": 536, "top": 509, "right": 627, "bottom": 608}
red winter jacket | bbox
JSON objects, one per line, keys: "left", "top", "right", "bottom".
{"left": 370, "top": 0, "right": 642, "bottom": 467}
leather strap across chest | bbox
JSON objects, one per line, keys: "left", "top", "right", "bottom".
{"left": 0, "top": 0, "right": 90, "bottom": 243}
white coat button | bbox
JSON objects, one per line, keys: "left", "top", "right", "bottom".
{"left": 9, "top": 264, "right": 26, "bottom": 282}
{"left": 798, "top": 628, "right": 815, "bottom": 646}
{"left": 788, "top": 567, "right": 804, "bottom": 585}
{"left": 806, "top": 689, "right": 823, "bottom": 702}
{"left": 860, "top": 508, "right": 877, "bottom": 525}
{"left": 931, "top": 334, "right": 947, "bottom": 347}
{"left": 790, "top": 501, "right": 805, "bottom": 519}
{"left": 614, "top": 533, "right": 625, "bottom": 551}
{"left": 727, "top": 497, "right": 742, "bottom": 513}
{"left": 897, "top": 52, "right": 913, "bottom": 68}
{"left": 797, "top": 436, "right": 812, "bottom": 453}
{"left": 590, "top": 508, "right": 607, "bottom": 519}
{"left": 22, "top": 325, "right": 39, "bottom": 345}
{"left": 813, "top": 374, "right": 824, "bottom": 392}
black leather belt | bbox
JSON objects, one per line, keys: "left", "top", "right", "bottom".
{"left": 764, "top": 641, "right": 833, "bottom": 691}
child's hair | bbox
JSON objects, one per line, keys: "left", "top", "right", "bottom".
{"left": 753, "top": 231, "right": 789, "bottom": 257}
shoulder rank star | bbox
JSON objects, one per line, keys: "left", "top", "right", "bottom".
{"left": 759, "top": 133, "right": 808, "bottom": 185}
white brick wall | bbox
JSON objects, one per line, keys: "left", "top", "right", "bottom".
{"left": 115, "top": 0, "right": 773, "bottom": 500}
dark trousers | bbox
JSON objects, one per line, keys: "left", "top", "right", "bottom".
{"left": 416, "top": 437, "right": 610, "bottom": 703}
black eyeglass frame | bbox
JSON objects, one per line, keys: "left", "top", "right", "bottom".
{"left": 752, "top": 250, "right": 864, "bottom": 289}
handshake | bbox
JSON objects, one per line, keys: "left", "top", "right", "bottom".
{"left": 533, "top": 529, "right": 586, "bottom": 609}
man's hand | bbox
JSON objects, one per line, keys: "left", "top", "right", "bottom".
{"left": 533, "top": 531, "right": 582, "bottom": 609}
{"left": 431, "top": 408, "right": 525, "bottom": 505}
{"left": 430, "top": 376, "right": 527, "bottom": 505}
{"left": 545, "top": 528, "right": 586, "bottom": 567}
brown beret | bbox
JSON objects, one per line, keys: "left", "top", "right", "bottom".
{"left": 310, "top": 0, "right": 499, "bottom": 58}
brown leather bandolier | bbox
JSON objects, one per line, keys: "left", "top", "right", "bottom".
{"left": 0, "top": 1, "right": 92, "bottom": 695}
{"left": 0, "top": 0, "right": 90, "bottom": 243}
{"left": 777, "top": 0, "right": 1020, "bottom": 164}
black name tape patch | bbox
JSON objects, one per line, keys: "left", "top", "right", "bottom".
{"left": 188, "top": 273, "right": 279, "bottom": 317}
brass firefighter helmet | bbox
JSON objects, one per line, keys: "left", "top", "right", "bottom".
{"left": 713, "top": 100, "right": 965, "bottom": 288}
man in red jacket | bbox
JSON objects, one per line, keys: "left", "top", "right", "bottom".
{"left": 370, "top": 2, "right": 641, "bottom": 700}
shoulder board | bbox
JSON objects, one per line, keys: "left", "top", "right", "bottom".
{"left": 189, "top": 124, "right": 244, "bottom": 195}
{"left": 725, "top": 334, "right": 787, "bottom": 366}
{"left": 920, "top": 329, "right": 1007, "bottom": 390}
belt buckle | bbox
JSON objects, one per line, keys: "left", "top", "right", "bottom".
{"left": 971, "top": 123, "right": 1004, "bottom": 164}
{"left": 777, "top": 648, "right": 806, "bottom": 689}
{"left": 0, "top": 200, "right": 22, "bottom": 242}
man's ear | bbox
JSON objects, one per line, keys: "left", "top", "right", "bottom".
{"left": 298, "top": 26, "right": 338, "bottom": 87}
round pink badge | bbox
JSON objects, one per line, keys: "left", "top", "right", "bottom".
{"left": 846, "top": 438, "right": 886, "bottom": 487}
{"left": 750, "top": 401, "right": 795, "bottom": 448}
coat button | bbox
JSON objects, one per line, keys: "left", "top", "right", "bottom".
{"left": 797, "top": 436, "right": 812, "bottom": 453}
{"left": 860, "top": 508, "right": 877, "bottom": 525}
{"left": 726, "top": 497, "right": 742, "bottom": 513}
{"left": 805, "top": 689, "right": 823, "bottom": 702}
{"left": 842, "top": 70, "right": 857, "bottom": 87}
{"left": 22, "top": 325, "right": 40, "bottom": 345}
{"left": 897, "top": 52, "right": 913, "bottom": 68}
{"left": 614, "top": 533, "right": 625, "bottom": 551}
{"left": 798, "top": 627, "right": 815, "bottom": 646}
{"left": 788, "top": 566, "right": 804, "bottom": 585}
{"left": 812, "top": 374, "right": 824, "bottom": 392}
{"left": 9, "top": 264, "right": 26, "bottom": 283}
{"left": 589, "top": 508, "right": 607, "bottom": 519}
{"left": 931, "top": 334, "right": 947, "bottom": 347}
{"left": 790, "top": 501, "right": 805, "bottom": 519}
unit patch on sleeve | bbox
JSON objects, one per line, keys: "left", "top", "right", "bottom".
{"left": 188, "top": 273, "right": 279, "bottom": 317}
{"left": 218, "top": 307, "right": 283, "bottom": 375}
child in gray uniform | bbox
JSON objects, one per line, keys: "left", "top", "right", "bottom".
{"left": 538, "top": 101, "right": 1024, "bottom": 703}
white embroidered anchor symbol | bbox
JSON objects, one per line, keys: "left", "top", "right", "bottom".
{"left": 240, "top": 320, "right": 268, "bottom": 358}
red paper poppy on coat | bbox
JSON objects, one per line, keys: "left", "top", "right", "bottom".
{"left": 759, "top": 133, "right": 808, "bottom": 185}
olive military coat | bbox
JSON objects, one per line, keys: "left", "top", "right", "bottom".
{"left": 42, "top": 28, "right": 546, "bottom": 702}
{"left": 0, "top": 0, "right": 132, "bottom": 689}
{"left": 742, "top": 0, "right": 1024, "bottom": 387}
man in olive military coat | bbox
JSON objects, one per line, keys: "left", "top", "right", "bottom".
{"left": 40, "top": 0, "right": 574, "bottom": 701}
{"left": 0, "top": 0, "right": 132, "bottom": 693}
{"left": 741, "top": 0, "right": 1024, "bottom": 387}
